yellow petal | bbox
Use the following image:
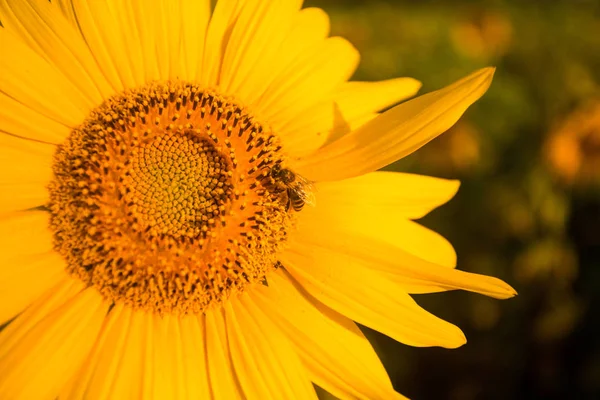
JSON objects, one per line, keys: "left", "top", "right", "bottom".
{"left": 154, "top": 0, "right": 184, "bottom": 80}
{"left": 0, "top": 252, "right": 68, "bottom": 326}
{"left": 61, "top": 306, "right": 155, "bottom": 400}
{"left": 0, "top": 29, "right": 91, "bottom": 132}
{"left": 297, "top": 68, "right": 495, "bottom": 181}
{"left": 0, "top": 134, "right": 54, "bottom": 213}
{"left": 145, "top": 0, "right": 209, "bottom": 81}
{"left": 104, "top": 0, "right": 151, "bottom": 83}
{"left": 204, "top": 307, "right": 244, "bottom": 399}
{"left": 178, "top": 315, "right": 212, "bottom": 399}
{"left": 257, "top": 37, "right": 358, "bottom": 119}
{"left": 53, "top": 0, "right": 78, "bottom": 26}
{"left": 0, "top": 0, "right": 115, "bottom": 101}
{"left": 67, "top": 307, "right": 180, "bottom": 400}
{"left": 236, "top": 5, "right": 332, "bottom": 157}
{"left": 0, "top": 277, "right": 83, "bottom": 359}
{"left": 179, "top": 0, "right": 211, "bottom": 80}
{"left": 150, "top": 314, "right": 211, "bottom": 399}
{"left": 305, "top": 173, "right": 459, "bottom": 267}
{"left": 257, "top": 37, "right": 359, "bottom": 157}
{"left": 225, "top": 292, "right": 318, "bottom": 399}
{"left": 0, "top": 287, "right": 107, "bottom": 400}
{"left": 252, "top": 271, "right": 408, "bottom": 400}
{"left": 0, "top": 210, "right": 53, "bottom": 266}
{"left": 0, "top": 94, "right": 71, "bottom": 144}
{"left": 0, "top": 211, "right": 68, "bottom": 324}
{"left": 291, "top": 220, "right": 517, "bottom": 299}
{"left": 284, "top": 77, "right": 422, "bottom": 152}
{"left": 236, "top": 6, "right": 329, "bottom": 110}
{"left": 68, "top": 0, "right": 142, "bottom": 88}
{"left": 219, "top": 0, "right": 301, "bottom": 102}
{"left": 315, "top": 171, "right": 460, "bottom": 220}
{"left": 66, "top": 305, "right": 183, "bottom": 399}
{"left": 129, "top": 0, "right": 161, "bottom": 82}
{"left": 336, "top": 78, "right": 423, "bottom": 117}
{"left": 254, "top": 6, "right": 330, "bottom": 90}
{"left": 283, "top": 244, "right": 467, "bottom": 349}
{"left": 298, "top": 184, "right": 458, "bottom": 268}
{"left": 199, "top": 0, "right": 243, "bottom": 86}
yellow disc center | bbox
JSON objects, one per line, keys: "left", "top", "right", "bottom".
{"left": 48, "top": 82, "right": 296, "bottom": 315}
{"left": 127, "top": 132, "right": 232, "bottom": 238}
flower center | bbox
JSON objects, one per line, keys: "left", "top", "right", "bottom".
{"left": 48, "top": 82, "right": 296, "bottom": 315}
{"left": 127, "top": 133, "right": 233, "bottom": 238}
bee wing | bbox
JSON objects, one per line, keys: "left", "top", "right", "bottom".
{"left": 293, "top": 174, "right": 316, "bottom": 207}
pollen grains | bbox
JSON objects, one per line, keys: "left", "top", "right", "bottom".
{"left": 48, "top": 82, "right": 292, "bottom": 315}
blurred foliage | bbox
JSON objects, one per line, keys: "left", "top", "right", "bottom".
{"left": 306, "top": 0, "right": 600, "bottom": 398}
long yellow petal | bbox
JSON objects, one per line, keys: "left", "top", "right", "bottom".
{"left": 298, "top": 188, "right": 458, "bottom": 268}
{"left": 0, "top": 94, "right": 71, "bottom": 144}
{"left": 199, "top": 0, "right": 243, "bottom": 86}
{"left": 0, "top": 211, "right": 69, "bottom": 324}
{"left": 0, "top": 0, "right": 115, "bottom": 101}
{"left": 103, "top": 0, "right": 149, "bottom": 83}
{"left": 297, "top": 68, "right": 495, "bottom": 181}
{"left": 61, "top": 306, "right": 155, "bottom": 400}
{"left": 248, "top": 6, "right": 329, "bottom": 110}
{"left": 178, "top": 315, "right": 212, "bottom": 399}
{"left": 179, "top": 0, "right": 211, "bottom": 80}
{"left": 219, "top": 0, "right": 300, "bottom": 102}
{"left": 315, "top": 171, "right": 460, "bottom": 220}
{"left": 237, "top": 6, "right": 332, "bottom": 157}
{"left": 257, "top": 36, "right": 359, "bottom": 157}
{"left": 230, "top": 6, "right": 328, "bottom": 112}
{"left": 53, "top": 0, "right": 78, "bottom": 26}
{"left": 0, "top": 277, "right": 83, "bottom": 360}
{"left": 336, "top": 78, "right": 423, "bottom": 118}
{"left": 68, "top": 0, "right": 140, "bottom": 89}
{"left": 67, "top": 307, "right": 175, "bottom": 400}
{"left": 225, "top": 292, "right": 318, "bottom": 399}
{"left": 283, "top": 244, "right": 467, "bottom": 349}
{"left": 129, "top": 0, "right": 161, "bottom": 82}
{"left": 284, "top": 77, "right": 422, "bottom": 153}
{"left": 150, "top": 314, "right": 212, "bottom": 400}
{"left": 252, "top": 271, "right": 408, "bottom": 400}
{"left": 204, "top": 307, "right": 244, "bottom": 399}
{"left": 0, "top": 287, "right": 107, "bottom": 400}
{"left": 257, "top": 38, "right": 358, "bottom": 120}
{"left": 154, "top": 0, "right": 183, "bottom": 80}
{"left": 0, "top": 211, "right": 53, "bottom": 266}
{"left": 0, "top": 29, "right": 91, "bottom": 131}
{"left": 291, "top": 221, "right": 517, "bottom": 298}
{"left": 0, "top": 134, "right": 54, "bottom": 213}
{"left": 0, "top": 252, "right": 67, "bottom": 325}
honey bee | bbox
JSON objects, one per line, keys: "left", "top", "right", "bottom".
{"left": 267, "top": 164, "right": 315, "bottom": 212}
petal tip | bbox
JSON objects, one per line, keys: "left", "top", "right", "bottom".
{"left": 404, "top": 77, "right": 423, "bottom": 94}
{"left": 506, "top": 283, "right": 518, "bottom": 298}
{"left": 491, "top": 278, "right": 518, "bottom": 299}
{"left": 444, "top": 327, "right": 467, "bottom": 349}
{"left": 478, "top": 67, "right": 496, "bottom": 88}
{"left": 448, "top": 179, "right": 461, "bottom": 198}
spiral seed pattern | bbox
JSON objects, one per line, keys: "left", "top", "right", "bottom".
{"left": 48, "top": 82, "right": 292, "bottom": 315}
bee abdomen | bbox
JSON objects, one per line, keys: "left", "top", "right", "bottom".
{"left": 289, "top": 191, "right": 305, "bottom": 212}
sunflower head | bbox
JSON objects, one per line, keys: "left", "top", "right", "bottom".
{"left": 0, "top": 1, "right": 516, "bottom": 399}
{"left": 48, "top": 81, "right": 298, "bottom": 315}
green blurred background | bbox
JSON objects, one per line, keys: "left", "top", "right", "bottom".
{"left": 305, "top": 0, "right": 600, "bottom": 398}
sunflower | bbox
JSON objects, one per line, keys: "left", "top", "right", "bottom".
{"left": 0, "top": 0, "right": 516, "bottom": 399}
